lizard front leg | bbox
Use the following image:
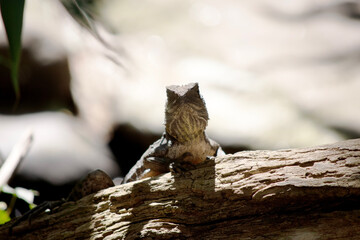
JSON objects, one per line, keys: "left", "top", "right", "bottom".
{"left": 144, "top": 152, "right": 197, "bottom": 178}
{"left": 142, "top": 156, "right": 172, "bottom": 178}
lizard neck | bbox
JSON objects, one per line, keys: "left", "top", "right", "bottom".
{"left": 165, "top": 102, "right": 208, "bottom": 143}
{"left": 166, "top": 131, "right": 206, "bottom": 144}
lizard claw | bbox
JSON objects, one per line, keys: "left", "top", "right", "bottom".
{"left": 9, "top": 199, "right": 64, "bottom": 235}
{"left": 169, "top": 161, "right": 196, "bottom": 178}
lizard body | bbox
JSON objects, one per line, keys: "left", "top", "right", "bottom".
{"left": 66, "top": 169, "right": 114, "bottom": 201}
{"left": 123, "top": 82, "right": 224, "bottom": 183}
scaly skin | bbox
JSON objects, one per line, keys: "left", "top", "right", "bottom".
{"left": 123, "top": 82, "right": 224, "bottom": 183}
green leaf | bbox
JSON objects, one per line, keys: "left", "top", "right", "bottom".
{"left": 0, "top": 0, "right": 25, "bottom": 98}
{"left": 0, "top": 209, "right": 11, "bottom": 224}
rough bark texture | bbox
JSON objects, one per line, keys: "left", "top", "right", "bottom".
{"left": 1, "top": 139, "right": 360, "bottom": 240}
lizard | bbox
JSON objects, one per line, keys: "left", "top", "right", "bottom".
{"left": 123, "top": 82, "right": 224, "bottom": 183}
{"left": 9, "top": 82, "right": 223, "bottom": 233}
{"left": 9, "top": 169, "right": 114, "bottom": 234}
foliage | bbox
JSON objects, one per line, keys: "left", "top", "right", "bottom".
{"left": 0, "top": 185, "right": 37, "bottom": 224}
{"left": 0, "top": 208, "right": 10, "bottom": 224}
{"left": 0, "top": 0, "right": 25, "bottom": 99}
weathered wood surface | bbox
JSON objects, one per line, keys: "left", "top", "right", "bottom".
{"left": 1, "top": 139, "right": 360, "bottom": 239}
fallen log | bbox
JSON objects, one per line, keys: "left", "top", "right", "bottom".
{"left": 1, "top": 139, "right": 360, "bottom": 239}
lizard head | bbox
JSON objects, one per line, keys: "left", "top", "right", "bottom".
{"left": 165, "top": 82, "right": 209, "bottom": 143}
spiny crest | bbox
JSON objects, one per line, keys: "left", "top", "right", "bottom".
{"left": 166, "top": 82, "right": 199, "bottom": 99}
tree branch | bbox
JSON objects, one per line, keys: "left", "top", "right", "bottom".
{"left": 2, "top": 139, "right": 360, "bottom": 239}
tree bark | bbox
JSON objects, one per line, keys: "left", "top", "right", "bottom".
{"left": 1, "top": 139, "right": 360, "bottom": 239}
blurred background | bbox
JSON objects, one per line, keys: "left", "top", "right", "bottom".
{"left": 1, "top": 0, "right": 360, "bottom": 216}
